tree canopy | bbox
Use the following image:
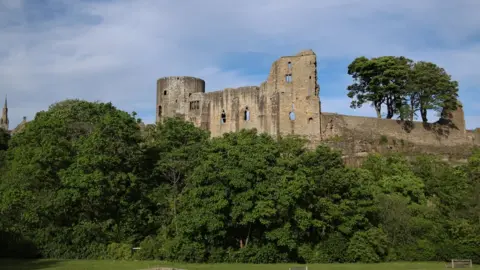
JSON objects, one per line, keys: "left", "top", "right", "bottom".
{"left": 347, "top": 56, "right": 459, "bottom": 122}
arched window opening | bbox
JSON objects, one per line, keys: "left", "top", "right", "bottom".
{"left": 289, "top": 103, "right": 295, "bottom": 120}
{"left": 158, "top": 106, "right": 162, "bottom": 117}
{"left": 163, "top": 90, "right": 167, "bottom": 95}
{"left": 244, "top": 106, "right": 250, "bottom": 121}
{"left": 221, "top": 110, "right": 226, "bottom": 124}
{"left": 288, "top": 62, "right": 292, "bottom": 70}
{"left": 289, "top": 111, "right": 296, "bottom": 121}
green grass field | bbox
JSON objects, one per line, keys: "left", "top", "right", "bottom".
{"left": 0, "top": 260, "right": 476, "bottom": 270}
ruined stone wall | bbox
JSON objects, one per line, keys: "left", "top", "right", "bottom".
{"left": 467, "top": 129, "right": 480, "bottom": 145}
{"left": 198, "top": 86, "right": 269, "bottom": 137}
{"left": 321, "top": 113, "right": 471, "bottom": 146}
{"left": 269, "top": 50, "right": 321, "bottom": 140}
{"left": 476, "top": 129, "right": 480, "bottom": 145}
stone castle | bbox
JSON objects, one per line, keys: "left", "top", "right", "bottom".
{"left": 156, "top": 49, "right": 479, "bottom": 161}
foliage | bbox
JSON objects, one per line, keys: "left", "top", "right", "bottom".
{"left": 406, "top": 61, "right": 459, "bottom": 122}
{"left": 0, "top": 99, "right": 478, "bottom": 263}
{"left": 346, "top": 56, "right": 459, "bottom": 122}
{"left": 347, "top": 56, "right": 412, "bottom": 119}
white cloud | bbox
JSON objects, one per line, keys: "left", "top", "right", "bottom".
{"left": 0, "top": 0, "right": 479, "bottom": 129}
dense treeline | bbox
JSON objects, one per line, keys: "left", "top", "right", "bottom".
{"left": 0, "top": 100, "right": 478, "bottom": 263}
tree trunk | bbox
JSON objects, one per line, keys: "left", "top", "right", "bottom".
{"left": 421, "top": 108, "right": 428, "bottom": 122}
{"left": 375, "top": 102, "right": 382, "bottom": 118}
{"left": 386, "top": 99, "right": 393, "bottom": 119}
{"left": 386, "top": 108, "right": 394, "bottom": 119}
{"left": 173, "top": 188, "right": 178, "bottom": 234}
{"left": 245, "top": 223, "right": 251, "bottom": 248}
{"left": 409, "top": 99, "right": 415, "bottom": 122}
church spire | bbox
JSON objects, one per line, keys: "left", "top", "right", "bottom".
{"left": 0, "top": 94, "right": 8, "bottom": 130}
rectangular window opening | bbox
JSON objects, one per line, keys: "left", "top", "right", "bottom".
{"left": 190, "top": 101, "right": 199, "bottom": 110}
{"left": 285, "top": 74, "right": 292, "bottom": 83}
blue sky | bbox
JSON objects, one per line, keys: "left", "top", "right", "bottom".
{"left": 1, "top": 0, "right": 479, "bottom": 129}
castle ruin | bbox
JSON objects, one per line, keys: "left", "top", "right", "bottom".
{"left": 157, "top": 50, "right": 322, "bottom": 141}
{"left": 156, "top": 49, "right": 479, "bottom": 161}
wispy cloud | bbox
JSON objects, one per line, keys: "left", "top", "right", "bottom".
{"left": 0, "top": 0, "right": 479, "bottom": 129}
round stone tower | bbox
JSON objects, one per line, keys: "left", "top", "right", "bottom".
{"left": 156, "top": 76, "right": 205, "bottom": 122}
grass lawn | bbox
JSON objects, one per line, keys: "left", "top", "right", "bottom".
{"left": 0, "top": 260, "right": 475, "bottom": 270}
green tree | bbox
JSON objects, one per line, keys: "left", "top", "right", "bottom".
{"left": 148, "top": 117, "right": 209, "bottom": 235}
{"left": 0, "top": 127, "right": 10, "bottom": 170}
{"left": 176, "top": 130, "right": 279, "bottom": 252}
{"left": 0, "top": 127, "right": 9, "bottom": 151}
{"left": 0, "top": 99, "right": 150, "bottom": 258}
{"left": 406, "top": 61, "right": 459, "bottom": 122}
{"left": 347, "top": 56, "right": 412, "bottom": 119}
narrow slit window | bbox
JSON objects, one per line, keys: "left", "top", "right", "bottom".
{"left": 244, "top": 106, "right": 250, "bottom": 121}
{"left": 158, "top": 106, "right": 162, "bottom": 117}
{"left": 289, "top": 103, "right": 295, "bottom": 120}
{"left": 221, "top": 110, "right": 226, "bottom": 124}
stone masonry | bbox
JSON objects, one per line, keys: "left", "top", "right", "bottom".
{"left": 156, "top": 49, "right": 479, "bottom": 158}
{"left": 157, "top": 50, "right": 320, "bottom": 140}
